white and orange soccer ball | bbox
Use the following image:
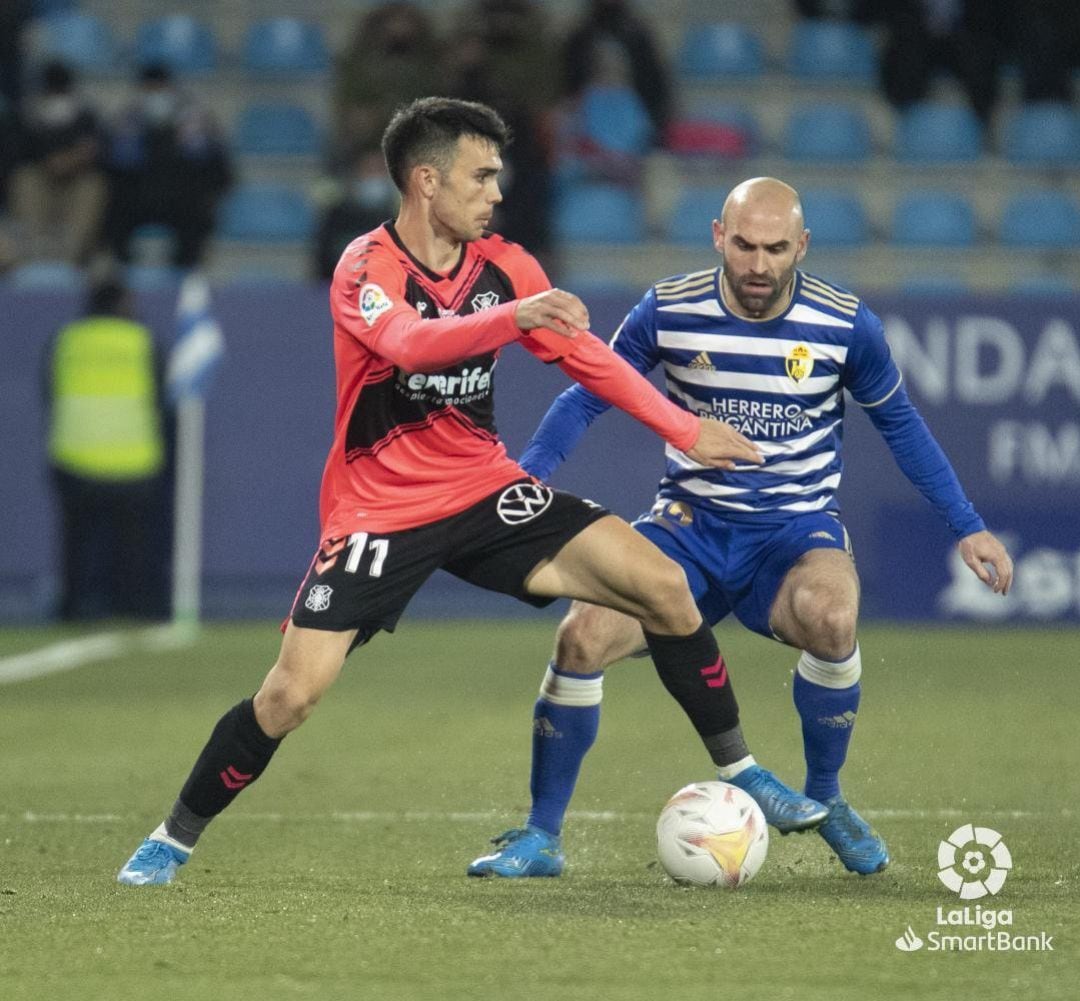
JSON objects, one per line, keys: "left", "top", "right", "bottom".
{"left": 656, "top": 781, "right": 769, "bottom": 888}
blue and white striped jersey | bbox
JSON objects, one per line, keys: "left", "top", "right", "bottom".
{"left": 614, "top": 267, "right": 899, "bottom": 517}
{"left": 521, "top": 267, "right": 984, "bottom": 537}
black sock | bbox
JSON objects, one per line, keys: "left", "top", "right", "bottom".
{"left": 165, "top": 698, "right": 282, "bottom": 847}
{"left": 644, "top": 622, "right": 746, "bottom": 765}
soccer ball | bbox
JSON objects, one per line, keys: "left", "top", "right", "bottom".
{"left": 656, "top": 781, "right": 768, "bottom": 888}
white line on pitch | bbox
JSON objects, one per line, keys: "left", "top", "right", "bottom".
{"left": 4, "top": 807, "right": 1069, "bottom": 825}
{"left": 0, "top": 624, "right": 195, "bottom": 686}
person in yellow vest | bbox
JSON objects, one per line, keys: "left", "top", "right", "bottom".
{"left": 46, "top": 279, "right": 169, "bottom": 619}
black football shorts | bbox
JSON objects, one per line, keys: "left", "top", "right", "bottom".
{"left": 289, "top": 479, "right": 610, "bottom": 649}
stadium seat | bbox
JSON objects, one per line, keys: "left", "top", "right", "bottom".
{"left": 235, "top": 103, "right": 320, "bottom": 157}
{"left": 134, "top": 16, "right": 217, "bottom": 74}
{"left": 1002, "top": 102, "right": 1080, "bottom": 167}
{"left": 782, "top": 104, "right": 872, "bottom": 163}
{"left": 241, "top": 18, "right": 330, "bottom": 75}
{"left": 999, "top": 191, "right": 1080, "bottom": 248}
{"left": 677, "top": 23, "right": 763, "bottom": 80}
{"left": 31, "top": 0, "right": 77, "bottom": 15}
{"left": 5, "top": 260, "right": 86, "bottom": 290}
{"left": 800, "top": 190, "right": 870, "bottom": 247}
{"left": 219, "top": 184, "right": 315, "bottom": 241}
{"left": 35, "top": 12, "right": 119, "bottom": 73}
{"left": 579, "top": 85, "right": 653, "bottom": 155}
{"left": 891, "top": 191, "right": 977, "bottom": 247}
{"left": 786, "top": 19, "right": 876, "bottom": 83}
{"left": 894, "top": 104, "right": 983, "bottom": 163}
{"left": 553, "top": 183, "right": 645, "bottom": 244}
{"left": 667, "top": 188, "right": 726, "bottom": 246}
{"left": 124, "top": 264, "right": 185, "bottom": 291}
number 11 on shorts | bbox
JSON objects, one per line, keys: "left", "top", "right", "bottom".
{"left": 345, "top": 532, "right": 389, "bottom": 577}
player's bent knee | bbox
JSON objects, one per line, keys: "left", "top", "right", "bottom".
{"left": 254, "top": 677, "right": 325, "bottom": 737}
{"left": 637, "top": 558, "right": 699, "bottom": 634}
{"left": 806, "top": 605, "right": 858, "bottom": 661}
{"left": 554, "top": 612, "right": 611, "bottom": 672}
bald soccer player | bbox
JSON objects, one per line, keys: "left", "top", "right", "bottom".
{"left": 469, "top": 177, "right": 1013, "bottom": 879}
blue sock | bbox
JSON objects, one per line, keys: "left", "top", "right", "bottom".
{"left": 526, "top": 665, "right": 603, "bottom": 836}
{"left": 792, "top": 648, "right": 861, "bottom": 803}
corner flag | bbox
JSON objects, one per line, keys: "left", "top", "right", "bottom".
{"left": 167, "top": 274, "right": 225, "bottom": 632}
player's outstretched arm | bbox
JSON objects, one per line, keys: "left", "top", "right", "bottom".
{"left": 957, "top": 530, "right": 1013, "bottom": 595}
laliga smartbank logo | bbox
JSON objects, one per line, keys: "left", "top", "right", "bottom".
{"left": 893, "top": 824, "right": 1054, "bottom": 954}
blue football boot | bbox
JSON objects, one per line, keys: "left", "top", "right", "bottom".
{"left": 726, "top": 765, "right": 828, "bottom": 834}
{"left": 467, "top": 825, "right": 564, "bottom": 878}
{"left": 817, "top": 796, "right": 889, "bottom": 874}
{"left": 117, "top": 837, "right": 190, "bottom": 886}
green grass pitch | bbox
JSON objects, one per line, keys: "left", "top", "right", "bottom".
{"left": 0, "top": 621, "right": 1076, "bottom": 1000}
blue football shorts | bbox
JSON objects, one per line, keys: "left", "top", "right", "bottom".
{"left": 633, "top": 498, "right": 853, "bottom": 640}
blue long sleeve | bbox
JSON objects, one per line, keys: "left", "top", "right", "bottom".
{"left": 861, "top": 382, "right": 985, "bottom": 540}
{"left": 519, "top": 384, "right": 612, "bottom": 480}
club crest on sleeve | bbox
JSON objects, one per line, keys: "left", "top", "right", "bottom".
{"left": 359, "top": 283, "right": 393, "bottom": 326}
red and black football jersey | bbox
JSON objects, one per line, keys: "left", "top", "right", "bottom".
{"left": 320, "top": 223, "right": 554, "bottom": 538}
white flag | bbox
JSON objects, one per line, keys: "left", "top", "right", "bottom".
{"left": 167, "top": 273, "right": 225, "bottom": 402}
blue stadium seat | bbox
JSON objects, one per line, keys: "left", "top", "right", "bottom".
{"left": 786, "top": 19, "right": 876, "bottom": 82}
{"left": 678, "top": 23, "right": 763, "bottom": 80}
{"left": 1002, "top": 102, "right": 1080, "bottom": 167}
{"left": 553, "top": 183, "right": 645, "bottom": 244}
{"left": 36, "top": 13, "right": 119, "bottom": 73}
{"left": 235, "top": 104, "right": 320, "bottom": 156}
{"left": 580, "top": 85, "right": 653, "bottom": 155}
{"left": 219, "top": 184, "right": 315, "bottom": 241}
{"left": 241, "top": 18, "right": 330, "bottom": 75}
{"left": 999, "top": 191, "right": 1080, "bottom": 248}
{"left": 892, "top": 191, "right": 976, "bottom": 247}
{"left": 782, "top": 104, "right": 872, "bottom": 163}
{"left": 894, "top": 104, "right": 983, "bottom": 163}
{"left": 800, "top": 190, "right": 870, "bottom": 247}
{"left": 134, "top": 16, "right": 217, "bottom": 74}
{"left": 31, "top": 0, "right": 77, "bottom": 15}
{"left": 5, "top": 260, "right": 86, "bottom": 290}
{"left": 667, "top": 188, "right": 726, "bottom": 245}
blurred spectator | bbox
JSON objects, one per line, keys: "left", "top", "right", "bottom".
{"left": 332, "top": 3, "right": 442, "bottom": 165}
{"left": 444, "top": 0, "right": 557, "bottom": 255}
{"left": 876, "top": 1, "right": 1008, "bottom": 126}
{"left": 792, "top": 0, "right": 875, "bottom": 19}
{"left": 561, "top": 0, "right": 672, "bottom": 141}
{"left": 46, "top": 279, "right": 170, "bottom": 620}
{"left": 1011, "top": 1, "right": 1080, "bottom": 103}
{"left": 8, "top": 61, "right": 106, "bottom": 265}
{"left": 313, "top": 150, "right": 397, "bottom": 281}
{"left": 0, "top": 0, "right": 31, "bottom": 108}
{"left": 103, "top": 64, "right": 232, "bottom": 269}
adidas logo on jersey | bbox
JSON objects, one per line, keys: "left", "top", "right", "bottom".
{"left": 688, "top": 351, "right": 715, "bottom": 371}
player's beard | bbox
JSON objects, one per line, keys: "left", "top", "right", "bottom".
{"left": 729, "top": 262, "right": 797, "bottom": 317}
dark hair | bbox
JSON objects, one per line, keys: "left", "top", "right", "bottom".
{"left": 381, "top": 96, "right": 510, "bottom": 193}
{"left": 86, "top": 280, "right": 128, "bottom": 316}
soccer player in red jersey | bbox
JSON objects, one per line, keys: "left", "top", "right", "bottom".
{"left": 117, "top": 98, "right": 818, "bottom": 885}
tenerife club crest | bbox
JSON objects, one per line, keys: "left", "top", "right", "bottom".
{"left": 786, "top": 343, "right": 814, "bottom": 384}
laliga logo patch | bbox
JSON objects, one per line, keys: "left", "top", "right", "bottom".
{"left": 305, "top": 584, "right": 333, "bottom": 613}
{"left": 359, "top": 283, "right": 393, "bottom": 327}
{"left": 786, "top": 343, "right": 814, "bottom": 384}
{"left": 937, "top": 824, "right": 1012, "bottom": 899}
{"left": 471, "top": 291, "right": 500, "bottom": 312}
{"left": 497, "top": 483, "right": 553, "bottom": 525}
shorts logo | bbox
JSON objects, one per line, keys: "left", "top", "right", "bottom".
{"left": 497, "top": 483, "right": 553, "bottom": 525}
{"left": 304, "top": 584, "right": 333, "bottom": 612}
{"left": 359, "top": 283, "right": 393, "bottom": 326}
{"left": 786, "top": 343, "right": 814, "bottom": 383}
{"left": 471, "top": 291, "right": 500, "bottom": 312}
